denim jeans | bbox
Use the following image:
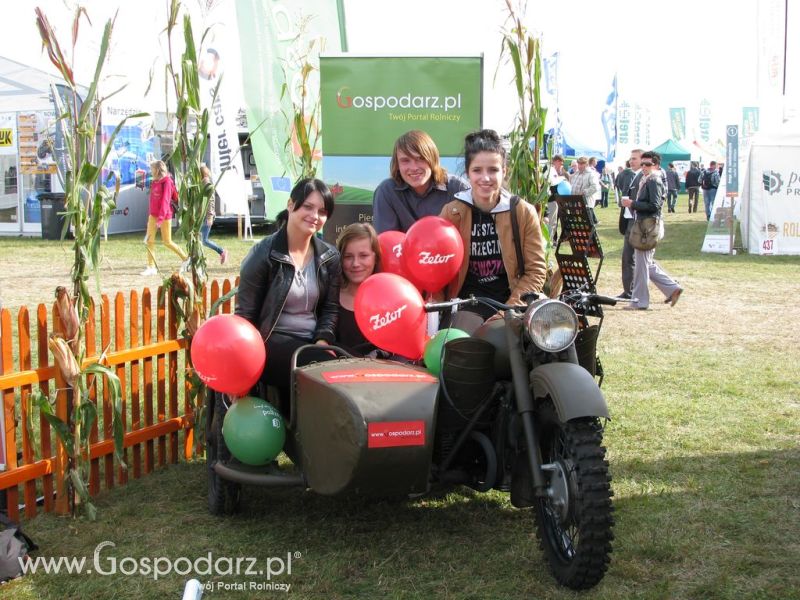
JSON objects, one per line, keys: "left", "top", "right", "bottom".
{"left": 702, "top": 188, "right": 718, "bottom": 220}
{"left": 200, "top": 220, "right": 223, "bottom": 255}
{"left": 666, "top": 190, "right": 678, "bottom": 212}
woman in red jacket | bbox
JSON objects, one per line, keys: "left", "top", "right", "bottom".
{"left": 141, "top": 160, "right": 188, "bottom": 276}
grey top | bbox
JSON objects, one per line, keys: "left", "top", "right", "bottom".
{"left": 372, "top": 173, "right": 469, "bottom": 233}
{"left": 273, "top": 260, "right": 319, "bottom": 340}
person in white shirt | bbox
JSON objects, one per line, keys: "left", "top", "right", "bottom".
{"left": 570, "top": 156, "right": 599, "bottom": 223}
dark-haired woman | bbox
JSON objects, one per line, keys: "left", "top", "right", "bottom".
{"left": 438, "top": 129, "right": 546, "bottom": 332}
{"left": 235, "top": 178, "right": 340, "bottom": 413}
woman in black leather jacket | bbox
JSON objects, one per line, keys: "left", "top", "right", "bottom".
{"left": 235, "top": 178, "right": 340, "bottom": 413}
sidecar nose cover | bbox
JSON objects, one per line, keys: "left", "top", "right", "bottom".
{"left": 292, "top": 358, "right": 438, "bottom": 496}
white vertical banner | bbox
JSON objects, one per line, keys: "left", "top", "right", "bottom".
{"left": 199, "top": 31, "right": 247, "bottom": 215}
{"left": 701, "top": 170, "right": 730, "bottom": 254}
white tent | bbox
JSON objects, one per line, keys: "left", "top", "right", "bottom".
{"left": 739, "top": 128, "right": 800, "bottom": 255}
{"left": 0, "top": 56, "right": 66, "bottom": 112}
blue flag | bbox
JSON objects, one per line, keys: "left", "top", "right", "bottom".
{"left": 601, "top": 74, "right": 617, "bottom": 161}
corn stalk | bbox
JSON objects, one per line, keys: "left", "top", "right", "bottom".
{"left": 34, "top": 5, "right": 134, "bottom": 519}
{"left": 159, "top": 0, "right": 217, "bottom": 447}
{"left": 498, "top": 1, "right": 552, "bottom": 247}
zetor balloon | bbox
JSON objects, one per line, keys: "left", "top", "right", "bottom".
{"left": 354, "top": 272, "right": 427, "bottom": 359}
{"left": 191, "top": 314, "right": 266, "bottom": 396}
{"left": 401, "top": 216, "right": 464, "bottom": 293}
{"left": 377, "top": 230, "right": 407, "bottom": 278}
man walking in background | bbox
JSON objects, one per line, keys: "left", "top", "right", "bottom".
{"left": 684, "top": 161, "right": 702, "bottom": 213}
{"left": 701, "top": 160, "right": 721, "bottom": 221}
{"left": 666, "top": 163, "right": 680, "bottom": 213}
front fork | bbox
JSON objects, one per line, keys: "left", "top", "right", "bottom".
{"left": 503, "top": 311, "right": 548, "bottom": 497}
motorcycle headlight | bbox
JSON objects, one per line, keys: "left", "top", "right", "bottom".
{"left": 523, "top": 300, "right": 578, "bottom": 353}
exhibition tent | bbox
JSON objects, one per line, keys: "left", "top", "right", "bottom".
{"left": 652, "top": 139, "right": 691, "bottom": 166}
{"left": 0, "top": 56, "right": 66, "bottom": 112}
{"left": 738, "top": 128, "right": 800, "bottom": 255}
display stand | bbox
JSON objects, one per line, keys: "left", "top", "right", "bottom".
{"left": 554, "top": 194, "right": 604, "bottom": 317}
{"left": 554, "top": 194, "right": 606, "bottom": 383}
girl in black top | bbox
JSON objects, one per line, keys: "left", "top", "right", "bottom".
{"left": 334, "top": 223, "right": 382, "bottom": 356}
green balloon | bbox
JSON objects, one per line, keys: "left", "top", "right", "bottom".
{"left": 222, "top": 397, "right": 286, "bottom": 466}
{"left": 424, "top": 328, "right": 470, "bottom": 377}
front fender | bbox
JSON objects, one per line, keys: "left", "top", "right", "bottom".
{"left": 530, "top": 363, "right": 610, "bottom": 421}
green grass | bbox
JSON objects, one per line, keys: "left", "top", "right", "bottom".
{"left": 3, "top": 197, "right": 800, "bottom": 599}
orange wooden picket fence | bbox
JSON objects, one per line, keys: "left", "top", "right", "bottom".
{"left": 0, "top": 278, "right": 237, "bottom": 521}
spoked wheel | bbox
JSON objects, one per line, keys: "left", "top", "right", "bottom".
{"left": 206, "top": 392, "right": 242, "bottom": 516}
{"left": 533, "top": 399, "right": 614, "bottom": 590}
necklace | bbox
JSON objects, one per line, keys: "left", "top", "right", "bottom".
{"left": 295, "top": 262, "right": 308, "bottom": 286}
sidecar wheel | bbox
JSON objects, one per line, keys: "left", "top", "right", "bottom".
{"left": 207, "top": 393, "right": 242, "bottom": 516}
{"left": 532, "top": 400, "right": 614, "bottom": 590}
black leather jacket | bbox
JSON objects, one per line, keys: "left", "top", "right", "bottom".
{"left": 235, "top": 227, "right": 341, "bottom": 344}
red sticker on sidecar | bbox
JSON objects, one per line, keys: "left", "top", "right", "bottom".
{"left": 367, "top": 421, "right": 426, "bottom": 448}
{"left": 321, "top": 369, "right": 436, "bottom": 383}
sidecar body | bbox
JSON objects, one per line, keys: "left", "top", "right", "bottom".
{"left": 209, "top": 355, "right": 439, "bottom": 498}
{"left": 290, "top": 357, "right": 438, "bottom": 495}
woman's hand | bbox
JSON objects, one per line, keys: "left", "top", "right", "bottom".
{"left": 316, "top": 339, "right": 336, "bottom": 357}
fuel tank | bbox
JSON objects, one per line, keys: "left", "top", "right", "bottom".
{"left": 291, "top": 358, "right": 438, "bottom": 496}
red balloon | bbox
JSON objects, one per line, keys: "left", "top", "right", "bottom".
{"left": 354, "top": 273, "right": 427, "bottom": 359}
{"left": 377, "top": 230, "right": 407, "bottom": 277}
{"left": 401, "top": 216, "right": 464, "bottom": 293}
{"left": 191, "top": 314, "right": 266, "bottom": 395}
{"left": 378, "top": 230, "right": 425, "bottom": 290}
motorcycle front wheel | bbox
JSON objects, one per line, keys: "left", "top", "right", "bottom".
{"left": 533, "top": 399, "right": 614, "bottom": 590}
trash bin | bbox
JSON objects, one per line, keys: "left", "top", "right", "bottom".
{"left": 38, "top": 192, "right": 68, "bottom": 240}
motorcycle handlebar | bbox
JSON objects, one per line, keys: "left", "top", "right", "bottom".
{"left": 424, "top": 296, "right": 521, "bottom": 313}
{"left": 592, "top": 294, "right": 618, "bottom": 307}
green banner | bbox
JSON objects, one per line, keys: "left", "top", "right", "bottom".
{"left": 320, "top": 56, "right": 482, "bottom": 156}
{"left": 669, "top": 107, "right": 686, "bottom": 140}
{"left": 235, "top": 0, "right": 347, "bottom": 219}
{"left": 318, "top": 56, "right": 482, "bottom": 242}
{"left": 742, "top": 107, "right": 760, "bottom": 138}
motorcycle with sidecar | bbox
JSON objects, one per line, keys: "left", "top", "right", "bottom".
{"left": 205, "top": 292, "right": 615, "bottom": 590}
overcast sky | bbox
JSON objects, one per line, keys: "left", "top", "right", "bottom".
{"left": 0, "top": 0, "right": 787, "bottom": 148}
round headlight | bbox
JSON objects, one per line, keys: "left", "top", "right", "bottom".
{"left": 523, "top": 300, "right": 578, "bottom": 352}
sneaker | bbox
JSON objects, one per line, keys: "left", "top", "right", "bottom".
{"left": 140, "top": 266, "right": 157, "bottom": 276}
{"left": 615, "top": 292, "right": 632, "bottom": 300}
{"left": 220, "top": 249, "right": 228, "bottom": 265}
